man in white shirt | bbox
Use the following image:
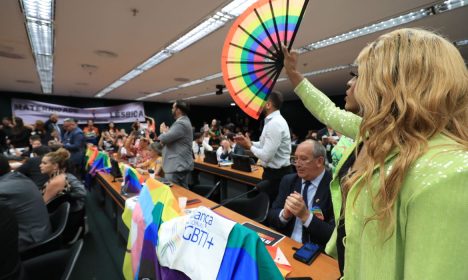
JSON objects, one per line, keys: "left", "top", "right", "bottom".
{"left": 235, "top": 91, "right": 293, "bottom": 202}
{"left": 216, "top": 139, "right": 231, "bottom": 162}
{"left": 192, "top": 132, "right": 213, "bottom": 158}
{"left": 267, "top": 140, "right": 333, "bottom": 246}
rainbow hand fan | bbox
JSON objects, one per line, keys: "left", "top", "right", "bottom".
{"left": 222, "top": 0, "right": 309, "bottom": 119}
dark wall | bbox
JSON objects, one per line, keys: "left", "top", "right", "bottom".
{"left": 0, "top": 91, "right": 345, "bottom": 139}
{"left": 281, "top": 95, "right": 346, "bottom": 140}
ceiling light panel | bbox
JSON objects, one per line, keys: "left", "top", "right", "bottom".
{"left": 22, "top": 0, "right": 54, "bottom": 21}
{"left": 94, "top": 0, "right": 255, "bottom": 98}
{"left": 21, "top": 0, "right": 55, "bottom": 94}
{"left": 298, "top": 0, "right": 468, "bottom": 53}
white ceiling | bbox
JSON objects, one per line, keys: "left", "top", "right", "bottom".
{"left": 0, "top": 0, "right": 467, "bottom": 106}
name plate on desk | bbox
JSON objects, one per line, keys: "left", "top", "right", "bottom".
{"left": 243, "top": 222, "right": 285, "bottom": 246}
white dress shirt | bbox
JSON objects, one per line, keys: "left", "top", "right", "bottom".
{"left": 192, "top": 140, "right": 213, "bottom": 157}
{"left": 250, "top": 110, "right": 291, "bottom": 169}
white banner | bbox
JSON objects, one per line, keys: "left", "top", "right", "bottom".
{"left": 11, "top": 98, "right": 146, "bottom": 124}
{"left": 157, "top": 206, "right": 236, "bottom": 280}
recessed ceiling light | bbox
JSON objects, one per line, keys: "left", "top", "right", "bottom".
{"left": 81, "top": 64, "right": 99, "bottom": 75}
{"left": 0, "top": 51, "right": 25, "bottom": 59}
{"left": 230, "top": 103, "right": 236, "bottom": 106}
{"left": 174, "top": 77, "right": 190, "bottom": 82}
{"left": 16, "top": 79, "right": 34, "bottom": 84}
{"left": 94, "top": 50, "right": 118, "bottom": 58}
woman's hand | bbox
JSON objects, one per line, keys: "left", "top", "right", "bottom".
{"left": 282, "top": 45, "right": 304, "bottom": 88}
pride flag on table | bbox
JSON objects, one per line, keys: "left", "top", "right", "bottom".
{"left": 122, "top": 178, "right": 283, "bottom": 279}
{"left": 157, "top": 211, "right": 283, "bottom": 280}
{"left": 122, "top": 178, "right": 182, "bottom": 280}
{"left": 122, "top": 164, "right": 145, "bottom": 194}
{"left": 89, "top": 151, "right": 111, "bottom": 173}
{"left": 85, "top": 146, "right": 99, "bottom": 169}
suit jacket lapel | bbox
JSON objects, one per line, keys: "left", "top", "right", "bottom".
{"left": 293, "top": 175, "right": 302, "bottom": 194}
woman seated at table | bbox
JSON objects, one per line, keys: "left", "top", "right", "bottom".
{"left": 98, "top": 130, "right": 116, "bottom": 152}
{"left": 136, "top": 142, "right": 163, "bottom": 176}
{"left": 40, "top": 148, "right": 87, "bottom": 239}
{"left": 123, "top": 132, "right": 151, "bottom": 163}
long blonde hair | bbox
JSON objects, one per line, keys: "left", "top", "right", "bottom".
{"left": 343, "top": 28, "right": 468, "bottom": 233}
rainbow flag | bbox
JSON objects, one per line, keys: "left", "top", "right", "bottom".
{"left": 217, "top": 224, "right": 283, "bottom": 280}
{"left": 85, "top": 146, "right": 99, "bottom": 169}
{"left": 122, "top": 164, "right": 144, "bottom": 194}
{"left": 122, "top": 178, "right": 182, "bottom": 280}
{"left": 123, "top": 180, "right": 283, "bottom": 280}
{"left": 89, "top": 151, "right": 111, "bottom": 173}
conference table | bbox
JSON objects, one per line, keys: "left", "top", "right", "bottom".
{"left": 95, "top": 171, "right": 340, "bottom": 280}
{"left": 193, "top": 155, "right": 263, "bottom": 187}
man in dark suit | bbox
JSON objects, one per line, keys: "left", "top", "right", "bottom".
{"left": 62, "top": 118, "right": 85, "bottom": 178}
{"left": 268, "top": 140, "right": 333, "bottom": 246}
{"left": 44, "top": 113, "right": 61, "bottom": 141}
{"left": 0, "top": 155, "right": 52, "bottom": 250}
{"left": 16, "top": 146, "right": 51, "bottom": 190}
{"left": 159, "top": 100, "right": 194, "bottom": 188}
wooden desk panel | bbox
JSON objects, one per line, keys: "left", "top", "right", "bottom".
{"left": 96, "top": 172, "right": 340, "bottom": 280}
{"left": 194, "top": 156, "right": 263, "bottom": 187}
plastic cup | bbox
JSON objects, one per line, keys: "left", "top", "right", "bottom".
{"left": 178, "top": 197, "right": 187, "bottom": 211}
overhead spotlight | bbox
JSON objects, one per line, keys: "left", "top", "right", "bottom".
{"left": 216, "top": 84, "right": 226, "bottom": 95}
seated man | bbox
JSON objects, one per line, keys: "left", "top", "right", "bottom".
{"left": 0, "top": 155, "right": 52, "bottom": 250}
{"left": 226, "top": 132, "right": 245, "bottom": 155}
{"left": 268, "top": 140, "right": 333, "bottom": 246}
{"left": 216, "top": 139, "right": 232, "bottom": 162}
{"left": 192, "top": 132, "right": 213, "bottom": 158}
{"left": 16, "top": 145, "right": 51, "bottom": 190}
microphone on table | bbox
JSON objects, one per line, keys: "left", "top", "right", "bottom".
{"left": 211, "top": 180, "right": 270, "bottom": 210}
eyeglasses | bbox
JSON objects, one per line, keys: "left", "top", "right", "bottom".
{"left": 291, "top": 158, "right": 314, "bottom": 165}
{"left": 349, "top": 71, "right": 359, "bottom": 78}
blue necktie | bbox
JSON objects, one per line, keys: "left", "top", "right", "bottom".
{"left": 302, "top": 180, "right": 312, "bottom": 243}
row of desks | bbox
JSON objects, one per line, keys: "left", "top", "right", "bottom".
{"left": 95, "top": 171, "right": 339, "bottom": 279}
{"left": 193, "top": 156, "right": 263, "bottom": 187}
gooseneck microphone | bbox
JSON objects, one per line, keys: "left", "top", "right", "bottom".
{"left": 210, "top": 180, "right": 270, "bottom": 210}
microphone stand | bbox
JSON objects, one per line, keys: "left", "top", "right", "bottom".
{"left": 211, "top": 187, "right": 258, "bottom": 210}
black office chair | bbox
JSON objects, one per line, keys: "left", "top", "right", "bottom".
{"left": 223, "top": 191, "right": 270, "bottom": 223}
{"left": 191, "top": 180, "right": 222, "bottom": 202}
{"left": 47, "top": 193, "right": 71, "bottom": 213}
{"left": 20, "top": 202, "right": 70, "bottom": 260}
{"left": 46, "top": 193, "right": 85, "bottom": 245}
{"left": 22, "top": 239, "right": 84, "bottom": 280}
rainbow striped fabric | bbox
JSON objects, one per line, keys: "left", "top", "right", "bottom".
{"left": 122, "top": 179, "right": 283, "bottom": 279}
{"left": 89, "top": 151, "right": 111, "bottom": 173}
{"left": 222, "top": 0, "right": 309, "bottom": 119}
{"left": 122, "top": 164, "right": 145, "bottom": 194}
{"left": 85, "top": 146, "right": 99, "bottom": 169}
{"left": 122, "top": 178, "right": 181, "bottom": 280}
{"left": 217, "top": 223, "right": 284, "bottom": 280}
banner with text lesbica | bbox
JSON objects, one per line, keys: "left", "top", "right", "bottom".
{"left": 11, "top": 98, "right": 146, "bottom": 124}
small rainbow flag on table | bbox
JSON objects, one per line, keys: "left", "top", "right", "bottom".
{"left": 85, "top": 146, "right": 99, "bottom": 169}
{"left": 89, "top": 151, "right": 111, "bottom": 173}
{"left": 122, "top": 164, "right": 144, "bottom": 194}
